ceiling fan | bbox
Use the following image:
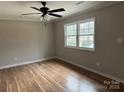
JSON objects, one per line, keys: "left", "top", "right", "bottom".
{"left": 22, "top": 1, "right": 65, "bottom": 21}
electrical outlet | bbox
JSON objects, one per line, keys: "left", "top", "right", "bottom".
{"left": 14, "top": 57, "right": 18, "bottom": 61}
{"left": 117, "top": 37, "right": 123, "bottom": 44}
{"left": 96, "top": 61, "right": 100, "bottom": 67}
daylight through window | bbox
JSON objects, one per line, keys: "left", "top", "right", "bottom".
{"left": 64, "top": 18, "right": 95, "bottom": 51}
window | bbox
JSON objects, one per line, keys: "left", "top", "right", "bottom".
{"left": 64, "top": 18, "right": 95, "bottom": 51}
{"left": 65, "top": 24, "right": 77, "bottom": 47}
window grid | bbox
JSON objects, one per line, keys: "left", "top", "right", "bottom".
{"left": 64, "top": 18, "right": 95, "bottom": 51}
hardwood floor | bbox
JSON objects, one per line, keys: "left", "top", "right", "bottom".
{"left": 0, "top": 58, "right": 124, "bottom": 92}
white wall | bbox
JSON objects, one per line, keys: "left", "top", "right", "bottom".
{"left": 0, "top": 20, "right": 55, "bottom": 67}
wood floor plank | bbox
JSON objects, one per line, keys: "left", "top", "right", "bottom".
{"left": 0, "top": 59, "right": 123, "bottom": 92}
{"left": 5, "top": 68, "right": 19, "bottom": 92}
{"left": 27, "top": 64, "right": 66, "bottom": 92}
{"left": 0, "top": 69, "right": 7, "bottom": 92}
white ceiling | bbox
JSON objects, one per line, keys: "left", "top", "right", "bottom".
{"left": 0, "top": 1, "right": 119, "bottom": 22}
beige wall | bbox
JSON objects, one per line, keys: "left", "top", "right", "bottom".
{"left": 0, "top": 20, "right": 55, "bottom": 67}
{"left": 54, "top": 3, "right": 124, "bottom": 81}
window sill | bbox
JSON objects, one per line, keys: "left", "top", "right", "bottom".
{"left": 64, "top": 46, "right": 95, "bottom": 52}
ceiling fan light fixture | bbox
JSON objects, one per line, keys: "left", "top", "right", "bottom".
{"left": 40, "top": 17, "right": 47, "bottom": 22}
{"left": 40, "top": 15, "right": 50, "bottom": 22}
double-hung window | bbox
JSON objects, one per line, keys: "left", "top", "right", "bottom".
{"left": 64, "top": 18, "right": 95, "bottom": 51}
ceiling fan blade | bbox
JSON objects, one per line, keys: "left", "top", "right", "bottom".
{"left": 21, "top": 13, "right": 41, "bottom": 15}
{"left": 48, "top": 8, "right": 65, "bottom": 13}
{"left": 49, "top": 13, "right": 62, "bottom": 17}
{"left": 30, "top": 7, "right": 41, "bottom": 12}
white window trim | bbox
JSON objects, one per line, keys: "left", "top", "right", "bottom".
{"left": 64, "top": 17, "right": 95, "bottom": 52}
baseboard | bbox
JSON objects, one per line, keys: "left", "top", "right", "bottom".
{"left": 0, "top": 57, "right": 55, "bottom": 70}
{"left": 56, "top": 56, "right": 124, "bottom": 84}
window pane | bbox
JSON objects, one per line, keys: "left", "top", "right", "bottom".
{"left": 84, "top": 22, "right": 89, "bottom": 29}
{"left": 89, "top": 21, "right": 94, "bottom": 28}
{"left": 79, "top": 35, "right": 94, "bottom": 48}
{"left": 80, "top": 23, "right": 84, "bottom": 29}
{"left": 66, "top": 36, "right": 76, "bottom": 47}
{"left": 89, "top": 21, "right": 94, "bottom": 34}
{"left": 79, "top": 23, "right": 89, "bottom": 35}
{"left": 79, "top": 36, "right": 89, "bottom": 48}
{"left": 80, "top": 23, "right": 89, "bottom": 30}
{"left": 89, "top": 28, "right": 94, "bottom": 34}
{"left": 88, "top": 36, "right": 94, "bottom": 48}
{"left": 79, "top": 21, "right": 94, "bottom": 35}
{"left": 79, "top": 29, "right": 89, "bottom": 35}
{"left": 66, "top": 24, "right": 76, "bottom": 35}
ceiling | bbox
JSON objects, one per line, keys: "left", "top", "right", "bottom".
{"left": 0, "top": 1, "right": 119, "bottom": 22}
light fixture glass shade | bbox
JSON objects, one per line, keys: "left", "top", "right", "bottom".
{"left": 40, "top": 15, "right": 50, "bottom": 22}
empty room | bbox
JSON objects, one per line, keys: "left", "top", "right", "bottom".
{"left": 0, "top": 0, "right": 124, "bottom": 92}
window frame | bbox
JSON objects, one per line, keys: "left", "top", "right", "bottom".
{"left": 64, "top": 17, "right": 95, "bottom": 52}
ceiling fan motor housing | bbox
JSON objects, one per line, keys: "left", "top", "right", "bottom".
{"left": 40, "top": 7, "right": 49, "bottom": 17}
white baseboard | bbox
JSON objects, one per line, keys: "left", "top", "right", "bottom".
{"left": 0, "top": 57, "right": 55, "bottom": 70}
{"left": 56, "top": 56, "right": 124, "bottom": 84}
